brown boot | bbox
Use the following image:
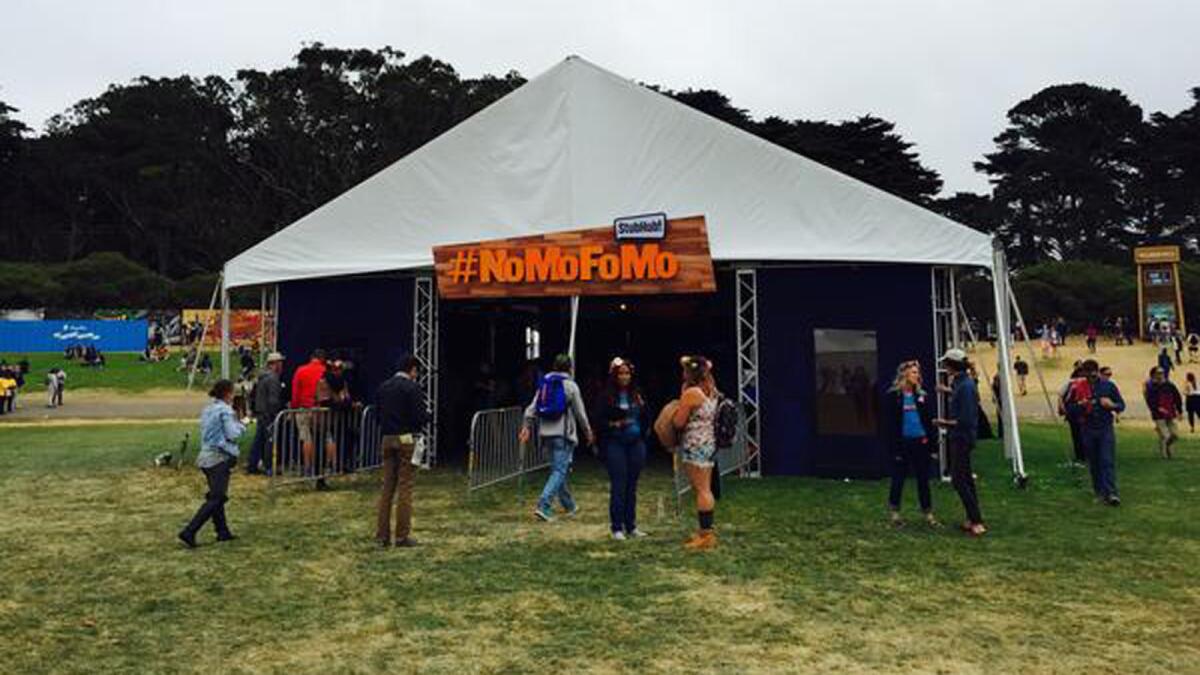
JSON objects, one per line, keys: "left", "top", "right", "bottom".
{"left": 684, "top": 529, "right": 717, "bottom": 551}
{"left": 682, "top": 530, "right": 704, "bottom": 548}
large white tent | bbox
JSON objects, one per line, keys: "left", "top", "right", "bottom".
{"left": 219, "top": 55, "right": 1024, "bottom": 481}
{"left": 223, "top": 56, "right": 992, "bottom": 290}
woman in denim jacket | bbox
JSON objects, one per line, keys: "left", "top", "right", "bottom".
{"left": 179, "top": 379, "right": 246, "bottom": 548}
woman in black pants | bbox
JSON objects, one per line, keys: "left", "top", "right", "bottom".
{"left": 887, "top": 360, "right": 939, "bottom": 527}
{"left": 179, "top": 379, "right": 246, "bottom": 548}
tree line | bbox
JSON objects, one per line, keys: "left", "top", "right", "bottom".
{"left": 0, "top": 45, "right": 1198, "bottom": 303}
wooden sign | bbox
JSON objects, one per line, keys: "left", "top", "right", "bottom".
{"left": 433, "top": 215, "right": 716, "bottom": 299}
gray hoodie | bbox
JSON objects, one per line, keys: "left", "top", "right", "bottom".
{"left": 523, "top": 375, "right": 592, "bottom": 446}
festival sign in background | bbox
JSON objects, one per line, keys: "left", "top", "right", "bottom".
{"left": 433, "top": 214, "right": 716, "bottom": 299}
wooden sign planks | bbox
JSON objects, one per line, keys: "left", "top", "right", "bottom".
{"left": 432, "top": 215, "right": 716, "bottom": 299}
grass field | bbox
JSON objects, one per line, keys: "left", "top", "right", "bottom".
{"left": 2, "top": 421, "right": 1199, "bottom": 674}
{"left": 0, "top": 351, "right": 214, "bottom": 393}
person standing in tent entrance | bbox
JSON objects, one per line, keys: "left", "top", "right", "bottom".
{"left": 520, "top": 354, "right": 594, "bottom": 522}
{"left": 672, "top": 356, "right": 721, "bottom": 550}
{"left": 1144, "top": 366, "right": 1182, "bottom": 459}
{"left": 1068, "top": 359, "right": 1125, "bottom": 505}
{"left": 596, "top": 357, "right": 650, "bottom": 541}
{"left": 933, "top": 349, "right": 986, "bottom": 537}
{"left": 886, "top": 360, "right": 939, "bottom": 527}
{"left": 179, "top": 379, "right": 245, "bottom": 548}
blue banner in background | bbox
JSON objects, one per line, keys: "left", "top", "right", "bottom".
{"left": 0, "top": 320, "right": 149, "bottom": 353}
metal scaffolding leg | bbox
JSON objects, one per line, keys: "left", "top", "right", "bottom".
{"left": 414, "top": 276, "right": 439, "bottom": 467}
{"left": 930, "top": 266, "right": 959, "bottom": 477}
{"left": 735, "top": 269, "right": 762, "bottom": 477}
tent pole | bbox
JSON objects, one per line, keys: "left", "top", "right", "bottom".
{"left": 220, "top": 279, "right": 231, "bottom": 380}
{"left": 1007, "top": 284, "right": 1057, "bottom": 418}
{"left": 259, "top": 286, "right": 266, "bottom": 366}
{"left": 568, "top": 296, "right": 580, "bottom": 372}
{"left": 187, "top": 272, "right": 222, "bottom": 391}
{"left": 990, "top": 241, "right": 1026, "bottom": 482}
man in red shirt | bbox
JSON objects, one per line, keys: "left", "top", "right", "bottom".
{"left": 1144, "top": 366, "right": 1182, "bottom": 459}
{"left": 291, "top": 350, "right": 328, "bottom": 484}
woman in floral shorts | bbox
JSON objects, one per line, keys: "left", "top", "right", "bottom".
{"left": 672, "top": 355, "right": 719, "bottom": 550}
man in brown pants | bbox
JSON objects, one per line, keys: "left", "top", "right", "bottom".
{"left": 374, "top": 355, "right": 429, "bottom": 548}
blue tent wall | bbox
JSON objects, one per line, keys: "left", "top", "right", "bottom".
{"left": 277, "top": 276, "right": 414, "bottom": 402}
{"left": 757, "top": 265, "right": 935, "bottom": 478}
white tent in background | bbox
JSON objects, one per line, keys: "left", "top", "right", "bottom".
{"left": 224, "top": 56, "right": 991, "bottom": 289}
{"left": 221, "top": 56, "right": 1024, "bottom": 481}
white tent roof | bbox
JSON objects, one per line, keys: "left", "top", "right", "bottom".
{"left": 224, "top": 56, "right": 993, "bottom": 289}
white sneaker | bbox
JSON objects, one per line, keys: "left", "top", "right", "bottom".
{"left": 626, "top": 528, "right": 649, "bottom": 538}
{"left": 611, "top": 531, "right": 626, "bottom": 541}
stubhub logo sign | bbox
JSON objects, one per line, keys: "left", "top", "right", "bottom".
{"left": 614, "top": 212, "right": 667, "bottom": 240}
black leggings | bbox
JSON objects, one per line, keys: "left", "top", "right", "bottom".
{"left": 888, "top": 437, "right": 932, "bottom": 512}
{"left": 182, "top": 459, "right": 232, "bottom": 538}
{"left": 1188, "top": 397, "right": 1200, "bottom": 431}
{"left": 949, "top": 437, "right": 983, "bottom": 525}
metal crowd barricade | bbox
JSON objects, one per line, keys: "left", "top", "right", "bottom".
{"left": 269, "top": 404, "right": 372, "bottom": 488}
{"left": 357, "top": 405, "right": 384, "bottom": 472}
{"left": 467, "top": 407, "right": 549, "bottom": 492}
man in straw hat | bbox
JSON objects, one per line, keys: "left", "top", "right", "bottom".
{"left": 933, "top": 348, "right": 987, "bottom": 537}
{"left": 246, "top": 352, "right": 286, "bottom": 475}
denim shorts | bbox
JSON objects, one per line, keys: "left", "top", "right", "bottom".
{"left": 679, "top": 444, "right": 715, "bottom": 468}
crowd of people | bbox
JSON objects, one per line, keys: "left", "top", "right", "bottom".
{"left": 174, "top": 315, "right": 1199, "bottom": 551}
{"left": 64, "top": 343, "right": 105, "bottom": 368}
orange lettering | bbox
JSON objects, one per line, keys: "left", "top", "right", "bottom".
{"left": 579, "top": 245, "right": 603, "bottom": 281}
{"left": 479, "top": 249, "right": 507, "bottom": 282}
{"left": 621, "top": 244, "right": 658, "bottom": 280}
{"left": 525, "top": 246, "right": 561, "bottom": 282}
{"left": 598, "top": 253, "right": 621, "bottom": 281}
{"left": 655, "top": 251, "right": 679, "bottom": 278}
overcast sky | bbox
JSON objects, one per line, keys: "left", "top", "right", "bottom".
{"left": 2, "top": 0, "right": 1197, "bottom": 194}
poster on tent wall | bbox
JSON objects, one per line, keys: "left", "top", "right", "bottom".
{"left": 180, "top": 310, "right": 270, "bottom": 347}
{"left": 0, "top": 320, "right": 148, "bottom": 353}
{"left": 433, "top": 214, "right": 716, "bottom": 299}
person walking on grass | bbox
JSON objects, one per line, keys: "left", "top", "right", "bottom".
{"left": 672, "top": 355, "right": 721, "bottom": 550}
{"left": 1144, "top": 367, "right": 1182, "bottom": 459}
{"left": 375, "top": 355, "right": 429, "bottom": 548}
{"left": 596, "top": 357, "right": 650, "bottom": 541}
{"left": 246, "top": 352, "right": 286, "bottom": 475}
{"left": 1186, "top": 373, "right": 1200, "bottom": 433}
{"left": 1068, "top": 360, "right": 1125, "bottom": 506}
{"left": 179, "top": 379, "right": 245, "bottom": 548}
{"left": 1013, "top": 356, "right": 1029, "bottom": 396}
{"left": 519, "top": 354, "right": 593, "bottom": 522}
{"left": 933, "top": 349, "right": 986, "bottom": 537}
{"left": 1086, "top": 324, "right": 1099, "bottom": 354}
{"left": 886, "top": 360, "right": 939, "bottom": 528}
{"left": 1158, "top": 348, "right": 1174, "bottom": 381}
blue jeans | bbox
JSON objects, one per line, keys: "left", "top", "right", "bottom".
{"left": 605, "top": 437, "right": 646, "bottom": 532}
{"left": 1083, "top": 426, "right": 1118, "bottom": 498}
{"left": 538, "top": 437, "right": 577, "bottom": 513}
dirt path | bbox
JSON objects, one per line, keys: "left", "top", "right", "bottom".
{"left": 0, "top": 389, "right": 207, "bottom": 424}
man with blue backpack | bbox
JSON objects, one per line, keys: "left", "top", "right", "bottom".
{"left": 519, "top": 354, "right": 595, "bottom": 522}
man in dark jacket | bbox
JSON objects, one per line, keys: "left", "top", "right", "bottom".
{"left": 375, "top": 355, "right": 429, "bottom": 548}
{"left": 1144, "top": 366, "right": 1182, "bottom": 459}
{"left": 246, "top": 353, "right": 286, "bottom": 474}
{"left": 934, "top": 349, "right": 985, "bottom": 536}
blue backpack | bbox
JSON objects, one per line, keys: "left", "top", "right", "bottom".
{"left": 536, "top": 373, "right": 569, "bottom": 420}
